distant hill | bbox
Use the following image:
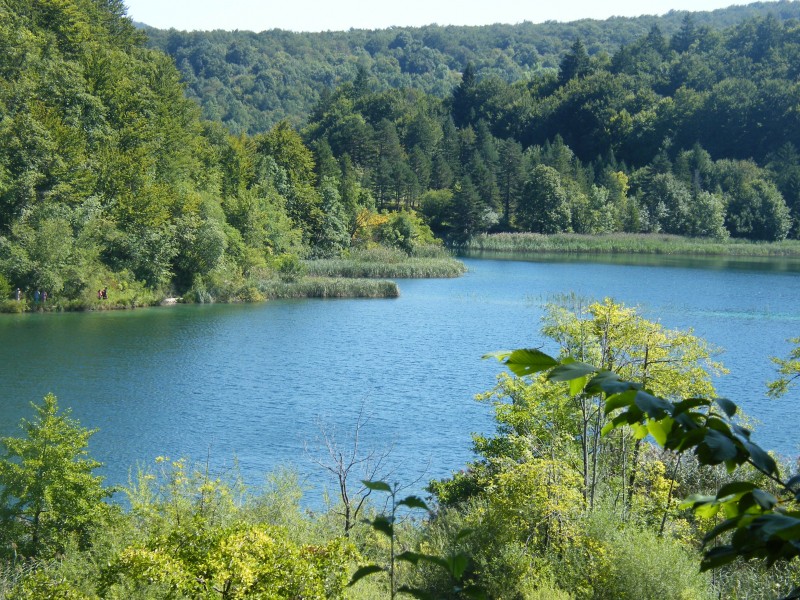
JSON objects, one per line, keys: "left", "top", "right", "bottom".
{"left": 141, "top": 1, "right": 800, "bottom": 134}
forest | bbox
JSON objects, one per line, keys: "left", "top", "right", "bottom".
{"left": 2, "top": 0, "right": 800, "bottom": 310}
{"left": 1, "top": 0, "right": 800, "bottom": 597}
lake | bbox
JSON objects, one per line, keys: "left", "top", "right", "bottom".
{"left": 0, "top": 254, "right": 798, "bottom": 505}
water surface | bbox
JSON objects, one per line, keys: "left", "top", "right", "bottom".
{"left": 0, "top": 254, "right": 798, "bottom": 504}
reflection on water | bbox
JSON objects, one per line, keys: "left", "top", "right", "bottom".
{"left": 0, "top": 254, "right": 798, "bottom": 506}
{"left": 463, "top": 250, "right": 800, "bottom": 274}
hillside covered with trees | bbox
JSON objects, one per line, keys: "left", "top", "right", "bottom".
{"left": 3, "top": 0, "right": 800, "bottom": 309}
{"left": 142, "top": 1, "right": 800, "bottom": 135}
{"left": 142, "top": 3, "right": 800, "bottom": 247}
{"left": 0, "top": 0, "right": 444, "bottom": 310}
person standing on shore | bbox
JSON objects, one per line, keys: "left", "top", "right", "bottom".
{"left": 14, "top": 288, "right": 20, "bottom": 301}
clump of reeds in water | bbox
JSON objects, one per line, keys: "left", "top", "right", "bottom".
{"left": 466, "top": 233, "right": 800, "bottom": 257}
{"left": 259, "top": 277, "right": 399, "bottom": 299}
{"left": 305, "top": 245, "right": 467, "bottom": 279}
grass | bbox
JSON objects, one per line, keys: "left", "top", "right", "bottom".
{"left": 466, "top": 233, "right": 800, "bottom": 257}
{"left": 305, "top": 245, "right": 467, "bottom": 279}
{"left": 258, "top": 277, "right": 399, "bottom": 299}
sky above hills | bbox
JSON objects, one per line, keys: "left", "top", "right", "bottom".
{"left": 124, "top": 0, "right": 755, "bottom": 32}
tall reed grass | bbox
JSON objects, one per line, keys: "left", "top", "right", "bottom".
{"left": 305, "top": 245, "right": 466, "bottom": 278}
{"left": 258, "top": 277, "right": 399, "bottom": 299}
{"left": 466, "top": 233, "right": 800, "bottom": 257}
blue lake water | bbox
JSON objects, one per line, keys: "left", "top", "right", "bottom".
{"left": 0, "top": 255, "right": 798, "bottom": 505}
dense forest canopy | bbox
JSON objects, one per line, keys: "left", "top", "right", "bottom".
{"left": 1, "top": 0, "right": 800, "bottom": 307}
{"left": 142, "top": 1, "right": 800, "bottom": 134}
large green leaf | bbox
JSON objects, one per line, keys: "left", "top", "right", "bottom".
{"left": 743, "top": 440, "right": 778, "bottom": 476}
{"left": 701, "top": 545, "right": 739, "bottom": 570}
{"left": 715, "top": 397, "right": 738, "bottom": 417}
{"left": 493, "top": 348, "right": 558, "bottom": 377}
{"left": 716, "top": 481, "right": 756, "bottom": 499}
{"left": 348, "top": 565, "right": 384, "bottom": 586}
{"left": 547, "top": 360, "right": 598, "bottom": 382}
{"left": 398, "top": 495, "right": 429, "bottom": 511}
{"left": 751, "top": 514, "right": 800, "bottom": 541}
{"left": 646, "top": 418, "right": 671, "bottom": 446}
{"left": 634, "top": 390, "right": 673, "bottom": 418}
{"left": 362, "top": 480, "right": 392, "bottom": 492}
{"left": 370, "top": 515, "right": 393, "bottom": 537}
{"left": 700, "top": 429, "right": 739, "bottom": 463}
{"left": 603, "top": 390, "right": 636, "bottom": 414}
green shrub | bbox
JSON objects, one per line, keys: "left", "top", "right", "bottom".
{"left": 0, "top": 299, "right": 27, "bottom": 313}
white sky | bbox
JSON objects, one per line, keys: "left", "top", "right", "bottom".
{"left": 123, "top": 0, "right": 757, "bottom": 32}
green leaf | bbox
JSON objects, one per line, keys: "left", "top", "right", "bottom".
{"left": 362, "top": 480, "right": 392, "bottom": 492}
{"left": 646, "top": 418, "right": 671, "bottom": 446}
{"left": 632, "top": 423, "right": 648, "bottom": 440}
{"left": 743, "top": 441, "right": 778, "bottom": 476}
{"left": 693, "top": 500, "right": 721, "bottom": 519}
{"left": 701, "top": 545, "right": 739, "bottom": 571}
{"left": 348, "top": 565, "right": 384, "bottom": 586}
{"left": 634, "top": 390, "right": 673, "bottom": 418}
{"left": 600, "top": 421, "right": 617, "bottom": 436}
{"left": 370, "top": 515, "right": 393, "bottom": 537}
{"left": 569, "top": 374, "right": 588, "bottom": 397}
{"left": 680, "top": 493, "right": 715, "bottom": 510}
{"left": 715, "top": 397, "right": 738, "bottom": 418}
{"left": 751, "top": 489, "right": 778, "bottom": 510}
{"left": 548, "top": 361, "right": 598, "bottom": 383}
{"left": 447, "top": 553, "right": 470, "bottom": 579}
{"left": 396, "top": 551, "right": 424, "bottom": 565}
{"left": 751, "top": 513, "right": 800, "bottom": 540}
{"left": 586, "top": 370, "right": 640, "bottom": 395}
{"left": 398, "top": 495, "right": 429, "bottom": 511}
{"left": 501, "top": 349, "right": 558, "bottom": 377}
{"left": 673, "top": 397, "right": 712, "bottom": 415}
{"left": 716, "top": 481, "right": 756, "bottom": 499}
{"left": 703, "top": 517, "right": 741, "bottom": 544}
{"left": 701, "top": 429, "right": 738, "bottom": 463}
{"left": 604, "top": 390, "right": 637, "bottom": 415}
{"left": 397, "top": 551, "right": 449, "bottom": 571}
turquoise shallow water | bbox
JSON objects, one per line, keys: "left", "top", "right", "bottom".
{"left": 0, "top": 254, "right": 798, "bottom": 505}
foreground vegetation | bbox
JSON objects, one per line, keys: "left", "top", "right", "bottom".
{"left": 1, "top": 297, "right": 798, "bottom": 599}
{"left": 467, "top": 233, "right": 800, "bottom": 256}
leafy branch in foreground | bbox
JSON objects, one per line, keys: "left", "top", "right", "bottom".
{"left": 488, "top": 348, "right": 800, "bottom": 599}
{"left": 349, "top": 480, "right": 486, "bottom": 599}
{"left": 768, "top": 337, "right": 800, "bottom": 399}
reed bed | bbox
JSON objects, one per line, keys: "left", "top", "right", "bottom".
{"left": 305, "top": 245, "right": 467, "bottom": 279}
{"left": 259, "top": 277, "right": 399, "bottom": 299}
{"left": 466, "top": 233, "right": 800, "bottom": 257}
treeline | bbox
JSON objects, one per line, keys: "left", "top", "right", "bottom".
{"left": 142, "top": 1, "right": 800, "bottom": 135}
{"left": 0, "top": 0, "right": 437, "bottom": 308}
{"left": 294, "top": 12, "right": 800, "bottom": 243}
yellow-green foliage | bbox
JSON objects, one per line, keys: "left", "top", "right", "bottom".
{"left": 98, "top": 458, "right": 357, "bottom": 599}
{"left": 103, "top": 524, "right": 354, "bottom": 599}
{"left": 488, "top": 457, "right": 585, "bottom": 554}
